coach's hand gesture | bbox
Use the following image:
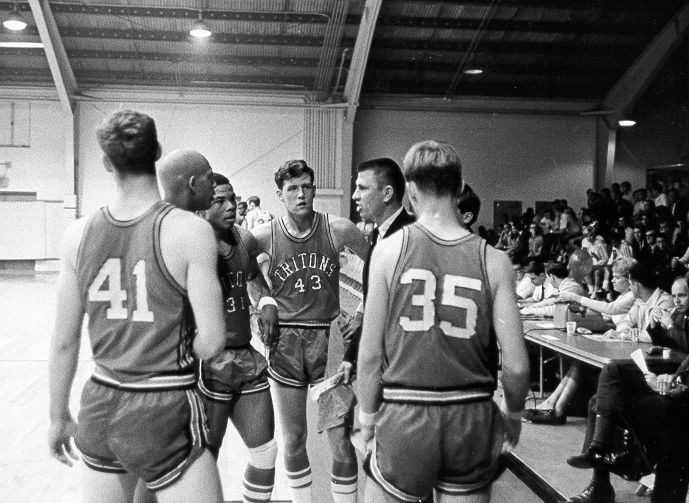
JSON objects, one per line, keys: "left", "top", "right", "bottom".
{"left": 49, "top": 415, "right": 79, "bottom": 466}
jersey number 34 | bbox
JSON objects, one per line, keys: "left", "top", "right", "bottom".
{"left": 399, "top": 268, "right": 480, "bottom": 339}
{"left": 87, "top": 258, "right": 154, "bottom": 322}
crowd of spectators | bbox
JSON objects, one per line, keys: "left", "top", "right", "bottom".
{"left": 481, "top": 180, "right": 689, "bottom": 297}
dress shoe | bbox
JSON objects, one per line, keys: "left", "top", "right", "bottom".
{"left": 567, "top": 447, "right": 607, "bottom": 469}
{"left": 567, "top": 482, "right": 615, "bottom": 503}
{"left": 524, "top": 408, "right": 567, "bottom": 425}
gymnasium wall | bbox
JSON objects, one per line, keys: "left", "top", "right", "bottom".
{"left": 353, "top": 109, "right": 598, "bottom": 229}
{"left": 0, "top": 101, "right": 66, "bottom": 200}
{"left": 77, "top": 102, "right": 304, "bottom": 217}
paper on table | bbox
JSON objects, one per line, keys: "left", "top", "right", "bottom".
{"left": 631, "top": 349, "right": 650, "bottom": 375}
{"left": 536, "top": 323, "right": 556, "bottom": 329}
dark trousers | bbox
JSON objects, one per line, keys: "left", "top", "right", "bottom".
{"left": 584, "top": 362, "right": 689, "bottom": 503}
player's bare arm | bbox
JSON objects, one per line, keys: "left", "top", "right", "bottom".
{"left": 242, "top": 228, "right": 279, "bottom": 347}
{"left": 356, "top": 232, "right": 403, "bottom": 442}
{"left": 486, "top": 246, "right": 530, "bottom": 448}
{"left": 48, "top": 218, "right": 88, "bottom": 467}
{"left": 250, "top": 220, "right": 274, "bottom": 285}
{"left": 328, "top": 216, "right": 369, "bottom": 381}
{"left": 328, "top": 215, "right": 369, "bottom": 259}
{"left": 160, "top": 209, "right": 225, "bottom": 359}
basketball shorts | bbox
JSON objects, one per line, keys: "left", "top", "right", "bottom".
{"left": 268, "top": 326, "right": 329, "bottom": 387}
{"left": 366, "top": 399, "right": 504, "bottom": 502}
{"left": 75, "top": 379, "right": 207, "bottom": 491}
{"left": 197, "top": 345, "right": 270, "bottom": 400}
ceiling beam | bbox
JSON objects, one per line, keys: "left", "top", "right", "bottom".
{"left": 13, "top": 0, "right": 677, "bottom": 35}
{"left": 32, "top": 25, "right": 645, "bottom": 55}
{"left": 344, "top": 0, "right": 383, "bottom": 107}
{"left": 361, "top": 93, "right": 598, "bottom": 115}
{"left": 40, "top": 2, "right": 331, "bottom": 23}
{"left": 367, "top": 16, "right": 657, "bottom": 36}
{"left": 385, "top": 0, "right": 683, "bottom": 11}
{"left": 28, "top": 0, "right": 77, "bottom": 113}
{"left": 603, "top": 0, "right": 689, "bottom": 128}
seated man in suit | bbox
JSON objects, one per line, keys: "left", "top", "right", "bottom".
{"left": 566, "top": 275, "right": 689, "bottom": 503}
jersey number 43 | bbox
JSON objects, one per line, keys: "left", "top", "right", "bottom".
{"left": 399, "top": 268, "right": 480, "bottom": 339}
{"left": 87, "top": 258, "right": 154, "bottom": 322}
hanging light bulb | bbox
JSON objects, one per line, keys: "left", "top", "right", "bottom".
{"left": 3, "top": 2, "right": 27, "bottom": 31}
{"left": 618, "top": 120, "right": 637, "bottom": 127}
{"left": 189, "top": 11, "right": 211, "bottom": 38}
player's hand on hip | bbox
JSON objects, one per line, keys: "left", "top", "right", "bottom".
{"left": 49, "top": 417, "right": 79, "bottom": 466}
{"left": 340, "top": 312, "right": 363, "bottom": 344}
{"left": 258, "top": 305, "right": 279, "bottom": 349}
{"left": 338, "top": 361, "right": 353, "bottom": 384}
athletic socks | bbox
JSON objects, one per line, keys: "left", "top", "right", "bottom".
{"left": 285, "top": 453, "right": 313, "bottom": 503}
{"left": 331, "top": 473, "right": 358, "bottom": 503}
{"left": 242, "top": 465, "right": 275, "bottom": 503}
{"left": 331, "top": 460, "right": 358, "bottom": 503}
{"left": 242, "top": 439, "right": 277, "bottom": 503}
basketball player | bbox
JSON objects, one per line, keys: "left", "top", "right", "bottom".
{"left": 199, "top": 173, "right": 279, "bottom": 503}
{"left": 48, "top": 110, "right": 226, "bottom": 503}
{"left": 252, "top": 160, "right": 369, "bottom": 503}
{"left": 357, "top": 140, "right": 530, "bottom": 503}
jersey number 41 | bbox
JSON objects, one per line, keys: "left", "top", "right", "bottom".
{"left": 87, "top": 258, "right": 154, "bottom": 322}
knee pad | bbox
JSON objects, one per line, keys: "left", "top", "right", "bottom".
{"left": 248, "top": 439, "right": 278, "bottom": 470}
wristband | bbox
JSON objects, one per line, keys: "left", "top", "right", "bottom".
{"left": 358, "top": 409, "right": 377, "bottom": 427}
{"left": 500, "top": 399, "right": 524, "bottom": 421}
{"left": 258, "top": 296, "right": 278, "bottom": 311}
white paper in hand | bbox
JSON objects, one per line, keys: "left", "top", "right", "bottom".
{"left": 308, "top": 372, "right": 344, "bottom": 401}
{"left": 631, "top": 349, "right": 650, "bottom": 375}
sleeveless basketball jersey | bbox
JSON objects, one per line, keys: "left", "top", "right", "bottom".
{"left": 75, "top": 201, "right": 196, "bottom": 389}
{"left": 217, "top": 227, "right": 254, "bottom": 347}
{"left": 268, "top": 212, "right": 340, "bottom": 326}
{"left": 382, "top": 224, "right": 498, "bottom": 402}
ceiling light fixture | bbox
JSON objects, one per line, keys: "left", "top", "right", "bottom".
{"left": 3, "top": 2, "right": 27, "bottom": 31}
{"left": 0, "top": 41, "right": 43, "bottom": 48}
{"left": 189, "top": 11, "right": 211, "bottom": 38}
{"left": 462, "top": 67, "right": 483, "bottom": 75}
{"left": 618, "top": 119, "right": 637, "bottom": 127}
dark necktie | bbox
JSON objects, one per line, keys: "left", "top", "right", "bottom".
{"left": 363, "top": 227, "right": 379, "bottom": 299}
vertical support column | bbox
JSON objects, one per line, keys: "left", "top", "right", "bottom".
{"left": 303, "top": 106, "right": 349, "bottom": 216}
{"left": 63, "top": 103, "right": 78, "bottom": 220}
{"left": 594, "top": 117, "right": 616, "bottom": 190}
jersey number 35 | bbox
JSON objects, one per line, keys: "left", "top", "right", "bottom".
{"left": 399, "top": 268, "right": 480, "bottom": 339}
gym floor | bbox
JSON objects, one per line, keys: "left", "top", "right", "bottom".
{"left": 0, "top": 271, "right": 535, "bottom": 503}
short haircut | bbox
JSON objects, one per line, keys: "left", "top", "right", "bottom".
{"left": 96, "top": 110, "right": 158, "bottom": 175}
{"left": 611, "top": 257, "right": 637, "bottom": 276}
{"left": 628, "top": 262, "right": 658, "bottom": 290}
{"left": 247, "top": 195, "right": 261, "bottom": 206}
{"left": 458, "top": 191, "right": 481, "bottom": 226}
{"left": 238, "top": 201, "right": 247, "bottom": 209}
{"left": 275, "top": 159, "right": 314, "bottom": 189}
{"left": 213, "top": 172, "right": 229, "bottom": 186}
{"left": 545, "top": 262, "right": 568, "bottom": 279}
{"left": 402, "top": 140, "right": 462, "bottom": 196}
{"left": 357, "top": 158, "right": 405, "bottom": 203}
{"left": 525, "top": 260, "right": 545, "bottom": 275}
